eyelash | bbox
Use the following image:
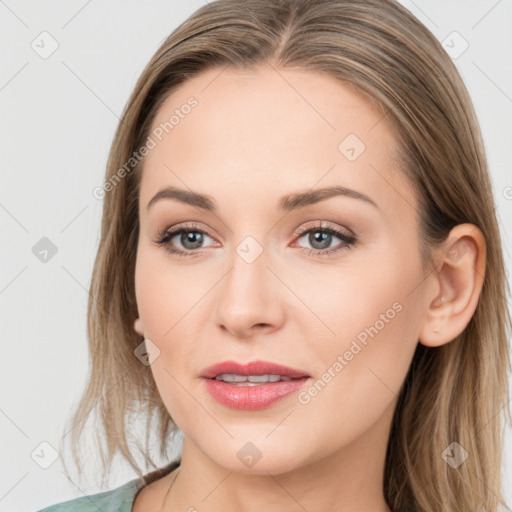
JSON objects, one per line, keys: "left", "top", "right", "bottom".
{"left": 153, "top": 221, "right": 357, "bottom": 258}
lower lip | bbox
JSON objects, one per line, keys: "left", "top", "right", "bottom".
{"left": 203, "top": 378, "right": 310, "bottom": 410}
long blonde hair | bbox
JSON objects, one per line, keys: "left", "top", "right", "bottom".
{"left": 62, "top": 0, "right": 511, "bottom": 509}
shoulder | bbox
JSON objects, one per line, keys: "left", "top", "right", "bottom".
{"left": 34, "top": 477, "right": 142, "bottom": 512}
{"left": 34, "top": 461, "right": 180, "bottom": 512}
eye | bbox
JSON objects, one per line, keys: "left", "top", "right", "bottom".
{"left": 153, "top": 222, "right": 216, "bottom": 257}
{"left": 292, "top": 221, "right": 357, "bottom": 257}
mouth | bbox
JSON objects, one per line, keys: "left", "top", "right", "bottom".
{"left": 200, "top": 360, "right": 311, "bottom": 410}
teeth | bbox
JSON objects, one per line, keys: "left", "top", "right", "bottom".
{"left": 214, "top": 374, "right": 293, "bottom": 383}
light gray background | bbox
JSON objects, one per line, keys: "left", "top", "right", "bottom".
{"left": 1, "top": 1, "right": 511, "bottom": 511}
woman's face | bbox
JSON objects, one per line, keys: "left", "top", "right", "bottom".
{"left": 134, "top": 65, "right": 431, "bottom": 474}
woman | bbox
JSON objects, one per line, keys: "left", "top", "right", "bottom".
{"left": 37, "top": 0, "right": 511, "bottom": 510}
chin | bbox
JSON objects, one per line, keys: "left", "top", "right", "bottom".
{"left": 201, "top": 438, "right": 310, "bottom": 476}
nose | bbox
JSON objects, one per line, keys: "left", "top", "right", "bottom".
{"left": 213, "top": 243, "right": 286, "bottom": 339}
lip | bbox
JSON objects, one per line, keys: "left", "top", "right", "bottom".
{"left": 200, "top": 360, "right": 311, "bottom": 410}
{"left": 199, "top": 360, "right": 310, "bottom": 379}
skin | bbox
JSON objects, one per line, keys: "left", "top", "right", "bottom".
{"left": 131, "top": 65, "right": 486, "bottom": 512}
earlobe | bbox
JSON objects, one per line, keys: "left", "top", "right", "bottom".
{"left": 418, "top": 223, "right": 486, "bottom": 348}
{"left": 134, "top": 318, "right": 144, "bottom": 337}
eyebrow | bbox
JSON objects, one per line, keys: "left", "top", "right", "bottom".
{"left": 146, "top": 185, "right": 379, "bottom": 212}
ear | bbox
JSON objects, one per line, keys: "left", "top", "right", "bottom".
{"left": 419, "top": 223, "right": 486, "bottom": 347}
{"left": 134, "top": 318, "right": 144, "bottom": 337}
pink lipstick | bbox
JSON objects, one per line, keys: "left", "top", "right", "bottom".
{"left": 200, "top": 360, "right": 310, "bottom": 410}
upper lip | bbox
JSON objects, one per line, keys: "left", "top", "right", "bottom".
{"left": 200, "top": 360, "right": 310, "bottom": 379}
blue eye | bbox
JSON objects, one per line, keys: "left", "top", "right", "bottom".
{"left": 294, "top": 224, "right": 356, "bottom": 256}
{"left": 154, "top": 223, "right": 214, "bottom": 257}
{"left": 154, "top": 221, "right": 357, "bottom": 258}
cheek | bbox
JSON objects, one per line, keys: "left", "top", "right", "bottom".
{"left": 292, "top": 291, "right": 421, "bottom": 456}
{"left": 134, "top": 247, "right": 209, "bottom": 338}
{"left": 300, "top": 243, "right": 424, "bottom": 408}
{"left": 134, "top": 248, "right": 211, "bottom": 423}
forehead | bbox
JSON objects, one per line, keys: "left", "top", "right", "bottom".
{"left": 139, "top": 65, "right": 416, "bottom": 221}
